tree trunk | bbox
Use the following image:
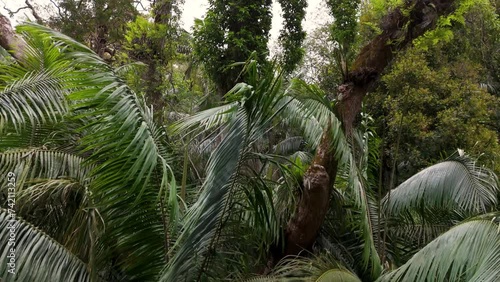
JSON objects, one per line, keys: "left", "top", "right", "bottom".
{"left": 283, "top": 127, "right": 338, "bottom": 257}
{"left": 281, "top": 0, "right": 457, "bottom": 261}
{"left": 0, "top": 13, "right": 26, "bottom": 61}
{"left": 141, "top": 0, "right": 175, "bottom": 122}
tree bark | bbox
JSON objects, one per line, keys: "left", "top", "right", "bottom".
{"left": 281, "top": 0, "right": 457, "bottom": 262}
{"left": 0, "top": 13, "right": 26, "bottom": 61}
{"left": 283, "top": 127, "right": 338, "bottom": 257}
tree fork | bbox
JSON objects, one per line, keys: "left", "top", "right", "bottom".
{"left": 280, "top": 0, "right": 457, "bottom": 263}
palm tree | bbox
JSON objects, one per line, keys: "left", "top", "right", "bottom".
{"left": 249, "top": 151, "right": 500, "bottom": 282}
{"left": 161, "top": 58, "right": 300, "bottom": 280}
{"left": 0, "top": 23, "right": 178, "bottom": 281}
{"left": 378, "top": 152, "right": 500, "bottom": 281}
{"left": 1, "top": 21, "right": 499, "bottom": 282}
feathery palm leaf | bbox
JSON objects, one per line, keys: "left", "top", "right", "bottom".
{"left": 344, "top": 156, "right": 382, "bottom": 278}
{"left": 0, "top": 209, "right": 91, "bottom": 282}
{"left": 378, "top": 220, "right": 500, "bottom": 282}
{"left": 0, "top": 148, "right": 98, "bottom": 269}
{"left": 382, "top": 152, "right": 499, "bottom": 266}
{"left": 316, "top": 269, "right": 363, "bottom": 282}
{"left": 162, "top": 59, "right": 288, "bottom": 281}
{"left": 383, "top": 153, "right": 499, "bottom": 217}
{"left": 0, "top": 148, "right": 90, "bottom": 194}
{"left": 246, "top": 254, "right": 362, "bottom": 282}
{"left": 163, "top": 105, "right": 249, "bottom": 281}
{"left": 2, "top": 23, "right": 178, "bottom": 280}
{"left": 0, "top": 60, "right": 69, "bottom": 133}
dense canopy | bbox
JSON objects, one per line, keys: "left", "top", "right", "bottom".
{"left": 0, "top": 0, "right": 499, "bottom": 281}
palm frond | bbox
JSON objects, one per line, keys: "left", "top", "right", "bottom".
{"left": 282, "top": 79, "right": 350, "bottom": 164}
{"left": 162, "top": 109, "right": 249, "bottom": 281}
{"left": 0, "top": 209, "right": 91, "bottom": 281}
{"left": 378, "top": 220, "right": 500, "bottom": 282}
{"left": 0, "top": 148, "right": 97, "bottom": 267}
{"left": 0, "top": 63, "right": 69, "bottom": 133}
{"left": 283, "top": 79, "right": 382, "bottom": 278}
{"left": 171, "top": 101, "right": 239, "bottom": 138}
{"left": 0, "top": 122, "right": 67, "bottom": 151}
{"left": 385, "top": 220, "right": 454, "bottom": 264}
{"left": 383, "top": 154, "right": 499, "bottom": 217}
{"left": 114, "top": 61, "right": 147, "bottom": 77}
{"left": 0, "top": 148, "right": 90, "bottom": 194}
{"left": 14, "top": 23, "right": 178, "bottom": 279}
{"left": 246, "top": 254, "right": 362, "bottom": 282}
{"left": 73, "top": 69, "right": 175, "bottom": 280}
{"left": 273, "top": 136, "right": 305, "bottom": 155}
{"left": 344, "top": 156, "right": 382, "bottom": 279}
{"left": 162, "top": 59, "right": 290, "bottom": 280}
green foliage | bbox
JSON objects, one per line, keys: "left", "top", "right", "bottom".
{"left": 327, "top": 0, "right": 360, "bottom": 49}
{"left": 367, "top": 48, "right": 500, "bottom": 179}
{"left": 358, "top": 0, "right": 401, "bottom": 44}
{"left": 317, "top": 269, "right": 362, "bottom": 282}
{"left": 326, "top": 0, "right": 361, "bottom": 78}
{"left": 0, "top": 23, "right": 178, "bottom": 280}
{"left": 193, "top": 0, "right": 272, "bottom": 94}
{"left": 122, "top": 2, "right": 206, "bottom": 120}
{"left": 379, "top": 220, "right": 500, "bottom": 281}
{"left": 277, "top": 0, "right": 308, "bottom": 74}
{"left": 0, "top": 209, "right": 91, "bottom": 281}
{"left": 413, "top": 0, "right": 492, "bottom": 50}
{"left": 162, "top": 58, "right": 288, "bottom": 281}
{"left": 285, "top": 81, "right": 382, "bottom": 279}
{"left": 46, "top": 0, "right": 138, "bottom": 57}
{"left": 125, "top": 16, "right": 171, "bottom": 61}
{"left": 248, "top": 254, "right": 362, "bottom": 282}
{"left": 384, "top": 153, "right": 499, "bottom": 217}
{"left": 299, "top": 0, "right": 362, "bottom": 94}
{"left": 1, "top": 1, "right": 500, "bottom": 280}
{"left": 382, "top": 152, "right": 500, "bottom": 264}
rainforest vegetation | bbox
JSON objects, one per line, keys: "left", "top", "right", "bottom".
{"left": 0, "top": 0, "right": 499, "bottom": 281}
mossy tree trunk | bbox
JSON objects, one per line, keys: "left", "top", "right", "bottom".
{"left": 281, "top": 0, "right": 457, "bottom": 261}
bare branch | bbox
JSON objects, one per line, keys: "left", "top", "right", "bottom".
{"left": 2, "top": 1, "right": 43, "bottom": 23}
{"left": 3, "top": 5, "right": 30, "bottom": 17}
{"left": 134, "top": 0, "right": 147, "bottom": 11}
{"left": 24, "top": 0, "right": 43, "bottom": 23}
{"left": 49, "top": 0, "right": 64, "bottom": 18}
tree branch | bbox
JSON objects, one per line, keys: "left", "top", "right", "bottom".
{"left": 134, "top": 0, "right": 147, "bottom": 11}
{"left": 3, "top": 5, "right": 30, "bottom": 17}
{"left": 49, "top": 0, "right": 64, "bottom": 18}
{"left": 2, "top": 0, "right": 43, "bottom": 23}
{"left": 24, "top": 0, "right": 43, "bottom": 23}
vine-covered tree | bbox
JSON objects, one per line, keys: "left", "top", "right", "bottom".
{"left": 277, "top": 0, "right": 308, "bottom": 74}
{"left": 125, "top": 0, "right": 184, "bottom": 121}
{"left": 193, "top": 0, "right": 273, "bottom": 96}
{"left": 0, "top": 0, "right": 500, "bottom": 281}
{"left": 46, "top": 0, "right": 138, "bottom": 60}
{"left": 326, "top": 0, "right": 361, "bottom": 80}
{"left": 193, "top": 0, "right": 308, "bottom": 95}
